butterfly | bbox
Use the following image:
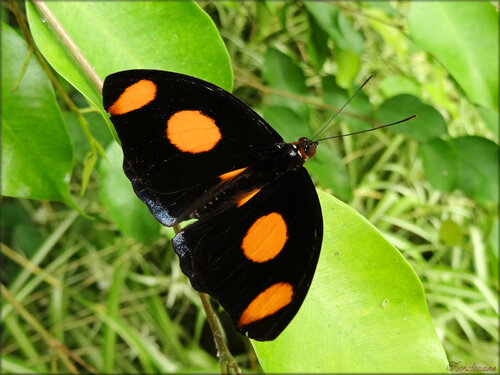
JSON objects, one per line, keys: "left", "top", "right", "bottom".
{"left": 102, "top": 69, "right": 323, "bottom": 341}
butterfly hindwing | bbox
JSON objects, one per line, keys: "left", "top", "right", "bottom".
{"left": 173, "top": 167, "right": 323, "bottom": 341}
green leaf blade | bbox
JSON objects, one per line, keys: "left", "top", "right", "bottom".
{"left": 451, "top": 136, "right": 499, "bottom": 202}
{"left": 1, "top": 23, "right": 75, "bottom": 207}
{"left": 377, "top": 94, "right": 447, "bottom": 141}
{"left": 253, "top": 191, "right": 448, "bottom": 373}
{"left": 419, "top": 138, "right": 459, "bottom": 193}
{"left": 409, "top": 2, "right": 499, "bottom": 111}
{"left": 26, "top": 0, "right": 233, "bottom": 109}
{"left": 262, "top": 48, "right": 309, "bottom": 119}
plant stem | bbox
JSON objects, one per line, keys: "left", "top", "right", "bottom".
{"left": 173, "top": 225, "right": 241, "bottom": 374}
{"left": 32, "top": 1, "right": 103, "bottom": 93}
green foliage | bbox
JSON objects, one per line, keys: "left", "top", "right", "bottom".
{"left": 1, "top": 23, "right": 75, "bottom": 208}
{"left": 419, "top": 138, "right": 459, "bottom": 192}
{"left": 26, "top": 1, "right": 232, "bottom": 107}
{"left": 377, "top": 94, "right": 447, "bottom": 141}
{"left": 2, "top": 1, "right": 498, "bottom": 373}
{"left": 409, "top": 2, "right": 499, "bottom": 111}
{"left": 451, "top": 136, "right": 499, "bottom": 202}
{"left": 263, "top": 48, "right": 310, "bottom": 119}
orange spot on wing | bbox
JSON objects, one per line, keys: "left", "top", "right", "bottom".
{"left": 237, "top": 189, "right": 261, "bottom": 207}
{"left": 219, "top": 167, "right": 247, "bottom": 182}
{"left": 241, "top": 212, "right": 288, "bottom": 263}
{"left": 167, "top": 110, "right": 222, "bottom": 153}
{"left": 108, "top": 79, "right": 157, "bottom": 115}
{"left": 238, "top": 282, "right": 294, "bottom": 327}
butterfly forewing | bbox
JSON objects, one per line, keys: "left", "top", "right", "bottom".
{"left": 103, "top": 70, "right": 283, "bottom": 193}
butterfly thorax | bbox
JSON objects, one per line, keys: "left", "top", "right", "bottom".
{"left": 293, "top": 137, "right": 318, "bottom": 160}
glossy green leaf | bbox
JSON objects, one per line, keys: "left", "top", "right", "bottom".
{"left": 334, "top": 46, "right": 360, "bottom": 89}
{"left": 478, "top": 106, "right": 499, "bottom": 142}
{"left": 26, "top": 0, "right": 233, "bottom": 110}
{"left": 98, "top": 143, "right": 160, "bottom": 245}
{"left": 262, "top": 106, "right": 307, "bottom": 143}
{"left": 307, "top": 146, "right": 352, "bottom": 201}
{"left": 365, "top": 2, "right": 401, "bottom": 17}
{"left": 377, "top": 94, "right": 447, "bottom": 141}
{"left": 367, "top": 7, "right": 407, "bottom": 59}
{"left": 1, "top": 23, "right": 76, "bottom": 207}
{"left": 305, "top": 2, "right": 364, "bottom": 56}
{"left": 262, "top": 48, "right": 309, "bottom": 120}
{"left": 419, "top": 138, "right": 459, "bottom": 193}
{"left": 439, "top": 219, "right": 463, "bottom": 247}
{"left": 409, "top": 2, "right": 499, "bottom": 111}
{"left": 451, "top": 136, "right": 499, "bottom": 202}
{"left": 379, "top": 75, "right": 421, "bottom": 99}
{"left": 307, "top": 14, "right": 329, "bottom": 71}
{"left": 253, "top": 190, "right": 448, "bottom": 372}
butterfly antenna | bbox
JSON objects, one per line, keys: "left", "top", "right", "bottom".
{"left": 311, "top": 75, "right": 373, "bottom": 141}
{"left": 314, "top": 115, "right": 416, "bottom": 142}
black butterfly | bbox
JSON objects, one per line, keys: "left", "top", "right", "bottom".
{"left": 103, "top": 69, "right": 322, "bottom": 341}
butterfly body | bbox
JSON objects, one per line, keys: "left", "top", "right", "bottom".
{"left": 103, "top": 70, "right": 323, "bottom": 341}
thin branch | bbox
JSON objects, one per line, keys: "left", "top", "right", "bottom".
{"left": 173, "top": 225, "right": 241, "bottom": 374}
{"left": 33, "top": 1, "right": 103, "bottom": 93}
{"left": 11, "top": 46, "right": 33, "bottom": 92}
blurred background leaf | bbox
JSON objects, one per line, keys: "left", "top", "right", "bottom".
{"left": 409, "top": 2, "right": 499, "bottom": 111}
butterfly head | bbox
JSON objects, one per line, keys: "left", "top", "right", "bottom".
{"left": 294, "top": 137, "right": 318, "bottom": 160}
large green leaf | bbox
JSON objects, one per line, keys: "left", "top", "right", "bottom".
{"left": 419, "top": 138, "right": 459, "bottom": 193}
{"left": 305, "top": 3, "right": 364, "bottom": 88}
{"left": 26, "top": 0, "right": 233, "bottom": 110}
{"left": 1, "top": 23, "right": 75, "bottom": 207}
{"left": 98, "top": 143, "right": 160, "bottom": 245}
{"left": 306, "top": 14, "right": 329, "bottom": 71}
{"left": 451, "top": 136, "right": 499, "bottom": 202}
{"left": 377, "top": 94, "right": 447, "bottom": 141}
{"left": 409, "top": 2, "right": 499, "bottom": 111}
{"left": 334, "top": 45, "right": 361, "bottom": 89}
{"left": 305, "top": 2, "right": 364, "bottom": 56}
{"left": 262, "top": 48, "right": 310, "bottom": 120}
{"left": 478, "top": 106, "right": 499, "bottom": 142}
{"left": 379, "top": 75, "right": 421, "bottom": 99}
{"left": 253, "top": 190, "right": 448, "bottom": 373}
